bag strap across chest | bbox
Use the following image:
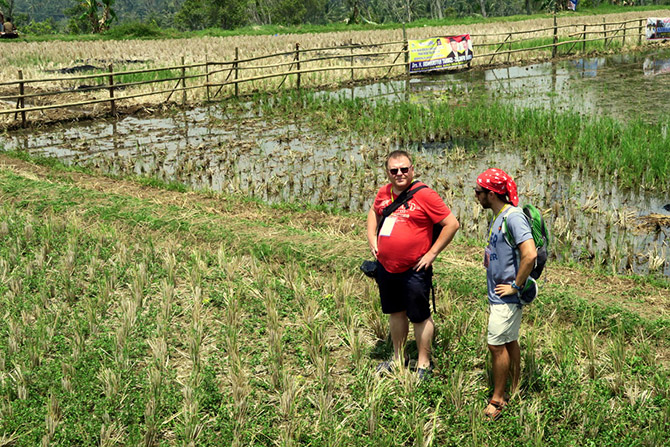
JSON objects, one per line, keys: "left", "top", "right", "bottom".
{"left": 376, "top": 181, "right": 427, "bottom": 235}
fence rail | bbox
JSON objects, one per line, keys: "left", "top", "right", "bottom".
{"left": 0, "top": 16, "right": 658, "bottom": 128}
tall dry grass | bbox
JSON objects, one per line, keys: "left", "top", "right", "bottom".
{"left": 0, "top": 9, "right": 668, "bottom": 127}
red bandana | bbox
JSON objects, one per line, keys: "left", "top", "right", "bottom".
{"left": 476, "top": 168, "right": 519, "bottom": 206}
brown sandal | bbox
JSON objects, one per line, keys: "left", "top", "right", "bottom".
{"left": 484, "top": 399, "right": 506, "bottom": 421}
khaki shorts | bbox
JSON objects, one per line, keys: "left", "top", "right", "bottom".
{"left": 487, "top": 303, "right": 522, "bottom": 345}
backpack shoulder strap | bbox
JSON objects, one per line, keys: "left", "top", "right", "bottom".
{"left": 501, "top": 207, "right": 525, "bottom": 248}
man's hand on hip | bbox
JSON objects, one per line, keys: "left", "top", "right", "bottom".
{"left": 414, "top": 251, "right": 437, "bottom": 271}
{"left": 494, "top": 283, "right": 517, "bottom": 297}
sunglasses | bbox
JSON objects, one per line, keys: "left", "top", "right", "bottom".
{"left": 474, "top": 187, "right": 488, "bottom": 195}
{"left": 388, "top": 166, "right": 411, "bottom": 175}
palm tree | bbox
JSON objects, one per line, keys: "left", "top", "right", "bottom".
{"left": 98, "top": 0, "right": 117, "bottom": 32}
{"left": 79, "top": 0, "right": 101, "bottom": 33}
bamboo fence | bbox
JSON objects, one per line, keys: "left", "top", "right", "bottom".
{"left": 0, "top": 16, "right": 658, "bottom": 128}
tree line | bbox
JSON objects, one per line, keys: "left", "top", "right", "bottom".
{"left": 4, "top": 0, "right": 666, "bottom": 35}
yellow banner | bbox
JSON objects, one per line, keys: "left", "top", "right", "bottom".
{"left": 408, "top": 35, "right": 473, "bottom": 73}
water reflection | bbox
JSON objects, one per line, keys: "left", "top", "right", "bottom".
{"left": 643, "top": 54, "right": 670, "bottom": 75}
{"left": 570, "top": 58, "right": 604, "bottom": 78}
{"left": 327, "top": 47, "right": 670, "bottom": 123}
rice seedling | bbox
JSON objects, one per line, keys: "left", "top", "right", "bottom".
{"left": 43, "top": 392, "right": 61, "bottom": 447}
{"left": 98, "top": 367, "right": 121, "bottom": 400}
{"left": 343, "top": 326, "right": 366, "bottom": 370}
{"left": 99, "top": 421, "right": 126, "bottom": 447}
{"left": 549, "top": 328, "right": 576, "bottom": 374}
{"left": 115, "top": 297, "right": 137, "bottom": 368}
{"left": 10, "top": 362, "right": 28, "bottom": 400}
{"left": 188, "top": 286, "right": 205, "bottom": 376}
{"left": 609, "top": 323, "right": 627, "bottom": 395}
{"left": 519, "top": 400, "right": 546, "bottom": 447}
{"left": 363, "top": 285, "right": 388, "bottom": 342}
{"left": 7, "top": 318, "right": 22, "bottom": 357}
{"left": 143, "top": 389, "right": 159, "bottom": 447}
{"left": 61, "top": 361, "right": 74, "bottom": 394}
{"left": 445, "top": 365, "right": 469, "bottom": 411}
{"left": 579, "top": 328, "right": 601, "bottom": 380}
{"left": 277, "top": 374, "right": 304, "bottom": 447}
{"left": 130, "top": 262, "right": 148, "bottom": 308}
{"left": 180, "top": 384, "right": 203, "bottom": 446}
{"left": 265, "top": 290, "right": 285, "bottom": 390}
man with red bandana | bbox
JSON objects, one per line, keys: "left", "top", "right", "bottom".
{"left": 366, "top": 150, "right": 460, "bottom": 378}
{"left": 475, "top": 168, "right": 537, "bottom": 420}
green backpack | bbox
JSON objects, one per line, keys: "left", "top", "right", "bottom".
{"left": 502, "top": 204, "right": 549, "bottom": 280}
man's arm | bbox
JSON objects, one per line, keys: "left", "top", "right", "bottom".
{"left": 366, "top": 206, "right": 381, "bottom": 259}
{"left": 494, "top": 238, "right": 537, "bottom": 297}
{"left": 414, "top": 213, "right": 460, "bottom": 271}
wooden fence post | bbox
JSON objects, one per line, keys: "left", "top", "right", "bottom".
{"left": 17, "top": 70, "right": 26, "bottom": 127}
{"left": 639, "top": 19, "right": 643, "bottom": 45}
{"left": 234, "top": 47, "right": 239, "bottom": 97}
{"left": 583, "top": 24, "right": 587, "bottom": 52}
{"left": 402, "top": 24, "right": 409, "bottom": 75}
{"left": 108, "top": 64, "right": 116, "bottom": 116}
{"left": 603, "top": 18, "right": 608, "bottom": 48}
{"left": 181, "top": 56, "right": 186, "bottom": 106}
{"left": 552, "top": 12, "right": 558, "bottom": 58}
{"left": 622, "top": 23, "right": 626, "bottom": 48}
{"left": 205, "top": 54, "right": 210, "bottom": 102}
{"left": 507, "top": 33, "right": 512, "bottom": 63}
{"left": 295, "top": 43, "right": 301, "bottom": 90}
{"left": 350, "top": 41, "right": 354, "bottom": 82}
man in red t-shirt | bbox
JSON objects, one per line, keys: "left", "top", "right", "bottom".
{"left": 366, "top": 150, "right": 460, "bottom": 377}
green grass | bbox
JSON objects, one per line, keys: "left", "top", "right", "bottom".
{"left": 113, "top": 68, "right": 183, "bottom": 86}
{"left": 252, "top": 90, "right": 670, "bottom": 191}
{"left": 480, "top": 34, "right": 628, "bottom": 55}
{"left": 0, "top": 154, "right": 667, "bottom": 445}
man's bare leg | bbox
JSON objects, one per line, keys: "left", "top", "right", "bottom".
{"left": 389, "top": 311, "right": 409, "bottom": 363}
{"left": 507, "top": 340, "right": 520, "bottom": 394}
{"left": 414, "top": 316, "right": 434, "bottom": 369}
{"left": 486, "top": 343, "right": 509, "bottom": 416}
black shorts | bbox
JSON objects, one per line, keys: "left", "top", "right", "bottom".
{"left": 375, "top": 262, "right": 432, "bottom": 323}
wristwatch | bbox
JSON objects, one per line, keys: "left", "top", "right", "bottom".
{"left": 511, "top": 280, "right": 522, "bottom": 292}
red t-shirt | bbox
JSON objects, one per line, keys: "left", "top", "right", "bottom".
{"left": 374, "top": 182, "right": 451, "bottom": 273}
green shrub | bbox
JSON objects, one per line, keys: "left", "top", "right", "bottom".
{"left": 103, "top": 21, "right": 168, "bottom": 39}
{"left": 20, "top": 19, "right": 59, "bottom": 35}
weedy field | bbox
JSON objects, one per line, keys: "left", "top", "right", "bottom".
{"left": 0, "top": 153, "right": 668, "bottom": 445}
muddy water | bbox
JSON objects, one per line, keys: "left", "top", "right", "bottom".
{"left": 328, "top": 47, "right": 670, "bottom": 123}
{"left": 3, "top": 50, "right": 670, "bottom": 276}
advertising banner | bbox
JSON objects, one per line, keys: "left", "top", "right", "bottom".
{"left": 408, "top": 34, "right": 473, "bottom": 73}
{"left": 646, "top": 18, "right": 670, "bottom": 40}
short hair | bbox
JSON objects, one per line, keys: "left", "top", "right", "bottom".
{"left": 480, "top": 187, "right": 510, "bottom": 204}
{"left": 385, "top": 150, "right": 412, "bottom": 169}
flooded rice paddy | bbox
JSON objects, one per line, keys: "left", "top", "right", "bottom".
{"left": 3, "top": 48, "right": 670, "bottom": 276}
{"left": 328, "top": 46, "right": 670, "bottom": 124}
